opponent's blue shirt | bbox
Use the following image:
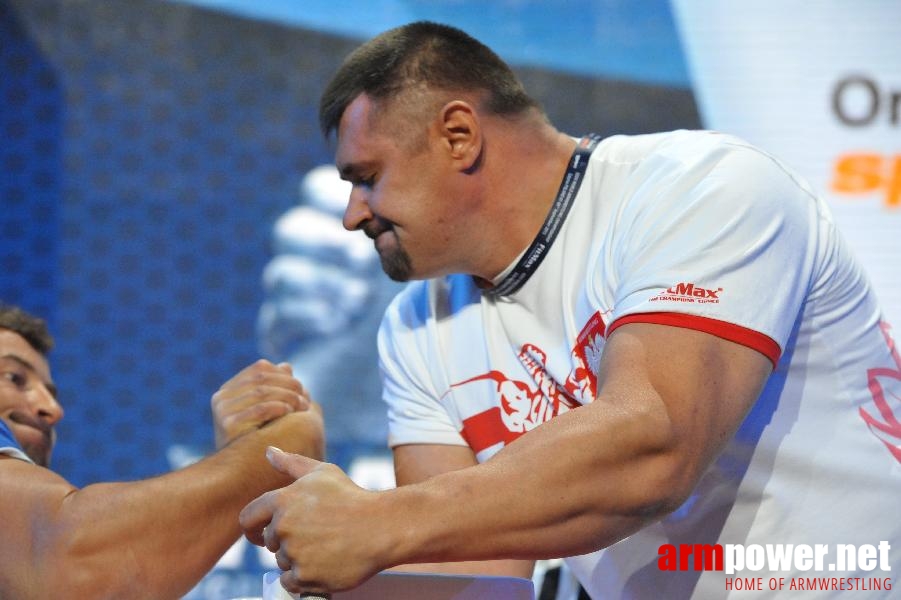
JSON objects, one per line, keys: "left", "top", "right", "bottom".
{"left": 0, "top": 419, "right": 31, "bottom": 462}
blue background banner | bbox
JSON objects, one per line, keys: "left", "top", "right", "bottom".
{"left": 1, "top": 0, "right": 698, "bottom": 484}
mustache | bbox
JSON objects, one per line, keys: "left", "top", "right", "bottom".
{"left": 362, "top": 218, "right": 394, "bottom": 240}
{"left": 8, "top": 411, "right": 53, "bottom": 438}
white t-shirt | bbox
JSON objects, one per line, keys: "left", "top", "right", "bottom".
{"left": 378, "top": 130, "right": 901, "bottom": 598}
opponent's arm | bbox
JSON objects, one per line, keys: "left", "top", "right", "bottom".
{"left": 0, "top": 360, "right": 324, "bottom": 600}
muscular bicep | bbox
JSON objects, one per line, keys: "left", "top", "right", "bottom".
{"left": 0, "top": 455, "right": 77, "bottom": 518}
{"left": 597, "top": 321, "right": 773, "bottom": 490}
{"left": 0, "top": 457, "right": 77, "bottom": 591}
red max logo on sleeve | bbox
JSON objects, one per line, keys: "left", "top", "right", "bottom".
{"left": 650, "top": 282, "right": 723, "bottom": 304}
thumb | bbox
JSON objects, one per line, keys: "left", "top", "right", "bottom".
{"left": 266, "top": 446, "right": 321, "bottom": 480}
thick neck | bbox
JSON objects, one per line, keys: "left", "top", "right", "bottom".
{"left": 472, "top": 126, "right": 579, "bottom": 281}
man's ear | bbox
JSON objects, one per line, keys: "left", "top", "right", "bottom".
{"left": 438, "top": 100, "right": 481, "bottom": 172}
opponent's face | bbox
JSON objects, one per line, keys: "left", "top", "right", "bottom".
{"left": 336, "top": 93, "right": 472, "bottom": 281}
{"left": 0, "top": 330, "right": 62, "bottom": 466}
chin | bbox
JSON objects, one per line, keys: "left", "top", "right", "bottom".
{"left": 24, "top": 448, "right": 51, "bottom": 467}
{"left": 21, "top": 439, "right": 53, "bottom": 467}
{"left": 379, "top": 251, "right": 414, "bottom": 282}
{"left": 385, "top": 271, "right": 411, "bottom": 283}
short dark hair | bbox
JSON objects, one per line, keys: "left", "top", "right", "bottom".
{"left": 0, "top": 304, "right": 54, "bottom": 355}
{"left": 319, "top": 21, "right": 540, "bottom": 138}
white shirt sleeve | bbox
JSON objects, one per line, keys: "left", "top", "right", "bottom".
{"left": 600, "top": 136, "right": 820, "bottom": 366}
{"left": 378, "top": 283, "right": 468, "bottom": 448}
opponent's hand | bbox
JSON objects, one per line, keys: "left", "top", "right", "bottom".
{"left": 211, "top": 360, "right": 310, "bottom": 449}
{"left": 240, "top": 448, "right": 389, "bottom": 595}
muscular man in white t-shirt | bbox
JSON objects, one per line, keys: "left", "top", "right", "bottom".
{"left": 240, "top": 22, "right": 901, "bottom": 598}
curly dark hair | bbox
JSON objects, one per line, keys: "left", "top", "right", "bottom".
{"left": 0, "top": 304, "right": 54, "bottom": 355}
{"left": 319, "top": 21, "right": 540, "bottom": 138}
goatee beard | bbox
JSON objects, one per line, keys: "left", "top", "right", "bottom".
{"left": 380, "top": 247, "right": 413, "bottom": 281}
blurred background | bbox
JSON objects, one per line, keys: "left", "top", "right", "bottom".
{"left": 1, "top": 1, "right": 897, "bottom": 597}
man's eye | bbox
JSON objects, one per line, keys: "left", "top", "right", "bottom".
{"left": 2, "top": 371, "right": 27, "bottom": 388}
{"left": 359, "top": 175, "right": 376, "bottom": 188}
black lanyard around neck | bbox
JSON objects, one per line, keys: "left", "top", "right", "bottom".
{"left": 483, "top": 133, "right": 602, "bottom": 299}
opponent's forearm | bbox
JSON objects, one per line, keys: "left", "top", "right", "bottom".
{"left": 34, "top": 413, "right": 324, "bottom": 599}
{"left": 385, "top": 400, "right": 686, "bottom": 567}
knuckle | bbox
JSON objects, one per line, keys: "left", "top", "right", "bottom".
{"left": 219, "top": 413, "right": 238, "bottom": 430}
{"left": 248, "top": 402, "right": 270, "bottom": 420}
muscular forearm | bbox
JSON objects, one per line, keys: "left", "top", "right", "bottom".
{"left": 32, "top": 412, "right": 324, "bottom": 599}
{"left": 389, "top": 559, "right": 535, "bottom": 580}
{"left": 382, "top": 325, "right": 771, "bottom": 569}
{"left": 384, "top": 400, "right": 682, "bottom": 567}
{"left": 238, "top": 324, "right": 772, "bottom": 595}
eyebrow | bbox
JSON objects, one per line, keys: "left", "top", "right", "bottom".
{"left": 0, "top": 354, "right": 58, "bottom": 399}
{"left": 337, "top": 159, "right": 377, "bottom": 182}
{"left": 337, "top": 163, "right": 360, "bottom": 181}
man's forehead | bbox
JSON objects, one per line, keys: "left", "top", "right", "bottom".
{"left": 335, "top": 95, "right": 383, "bottom": 173}
{"left": 0, "top": 330, "right": 50, "bottom": 378}
{"left": 337, "top": 94, "right": 376, "bottom": 134}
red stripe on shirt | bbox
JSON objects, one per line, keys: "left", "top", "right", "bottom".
{"left": 607, "top": 312, "right": 781, "bottom": 368}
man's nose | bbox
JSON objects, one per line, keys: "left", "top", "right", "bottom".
{"left": 343, "top": 186, "right": 373, "bottom": 231}
{"left": 33, "top": 385, "right": 64, "bottom": 425}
